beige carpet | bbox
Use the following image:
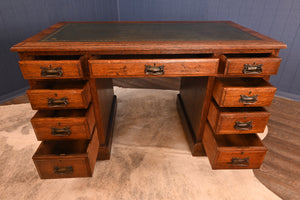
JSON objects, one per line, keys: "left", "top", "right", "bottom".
{"left": 0, "top": 87, "right": 280, "bottom": 200}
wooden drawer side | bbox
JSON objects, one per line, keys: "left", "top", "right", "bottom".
{"left": 202, "top": 123, "right": 219, "bottom": 167}
{"left": 87, "top": 129, "right": 99, "bottom": 173}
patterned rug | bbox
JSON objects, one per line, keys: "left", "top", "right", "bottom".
{"left": 0, "top": 87, "right": 279, "bottom": 200}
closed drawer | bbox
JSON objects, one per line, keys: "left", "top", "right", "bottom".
{"left": 31, "top": 105, "right": 95, "bottom": 140}
{"left": 207, "top": 101, "right": 270, "bottom": 134}
{"left": 213, "top": 78, "right": 276, "bottom": 107}
{"left": 220, "top": 54, "right": 281, "bottom": 75}
{"left": 32, "top": 129, "right": 99, "bottom": 179}
{"left": 19, "top": 55, "right": 84, "bottom": 79}
{"left": 203, "top": 122, "right": 267, "bottom": 169}
{"left": 89, "top": 54, "right": 219, "bottom": 78}
{"left": 27, "top": 81, "right": 91, "bottom": 109}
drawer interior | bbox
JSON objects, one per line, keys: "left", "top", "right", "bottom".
{"left": 216, "top": 78, "right": 273, "bottom": 87}
{"left": 215, "top": 103, "right": 267, "bottom": 113}
{"left": 214, "top": 133, "right": 264, "bottom": 148}
{"left": 33, "top": 109, "right": 87, "bottom": 118}
{"left": 29, "top": 80, "right": 87, "bottom": 90}
{"left": 223, "top": 53, "right": 273, "bottom": 58}
{"left": 28, "top": 55, "right": 82, "bottom": 61}
{"left": 91, "top": 54, "right": 214, "bottom": 60}
{"left": 35, "top": 140, "right": 89, "bottom": 155}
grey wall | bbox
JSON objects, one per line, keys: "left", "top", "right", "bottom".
{"left": 1, "top": 0, "right": 299, "bottom": 102}
{"left": 0, "top": 0, "right": 119, "bottom": 102}
{"left": 205, "top": 0, "right": 300, "bottom": 100}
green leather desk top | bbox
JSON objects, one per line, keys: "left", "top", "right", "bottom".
{"left": 40, "top": 22, "right": 260, "bottom": 42}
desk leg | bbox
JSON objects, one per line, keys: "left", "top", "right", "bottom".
{"left": 178, "top": 77, "right": 215, "bottom": 156}
{"left": 89, "top": 78, "right": 117, "bottom": 160}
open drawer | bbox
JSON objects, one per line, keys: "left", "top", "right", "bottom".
{"left": 220, "top": 54, "right": 281, "bottom": 75}
{"left": 203, "top": 122, "right": 267, "bottom": 169}
{"left": 213, "top": 78, "right": 277, "bottom": 107}
{"left": 31, "top": 105, "right": 95, "bottom": 140}
{"left": 207, "top": 100, "right": 270, "bottom": 134}
{"left": 89, "top": 54, "right": 219, "bottom": 78}
{"left": 27, "top": 80, "right": 91, "bottom": 109}
{"left": 32, "top": 128, "right": 99, "bottom": 179}
{"left": 19, "top": 55, "right": 85, "bottom": 79}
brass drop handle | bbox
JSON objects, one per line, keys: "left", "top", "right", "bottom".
{"left": 51, "top": 127, "right": 71, "bottom": 136}
{"left": 48, "top": 97, "right": 68, "bottom": 107}
{"left": 230, "top": 157, "right": 249, "bottom": 167}
{"left": 239, "top": 95, "right": 258, "bottom": 105}
{"left": 243, "top": 63, "right": 263, "bottom": 74}
{"left": 144, "top": 64, "right": 164, "bottom": 75}
{"left": 234, "top": 121, "right": 253, "bottom": 130}
{"left": 53, "top": 166, "right": 73, "bottom": 174}
{"left": 41, "top": 65, "right": 63, "bottom": 77}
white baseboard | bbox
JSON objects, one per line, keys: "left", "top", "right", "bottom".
{"left": 0, "top": 86, "right": 29, "bottom": 104}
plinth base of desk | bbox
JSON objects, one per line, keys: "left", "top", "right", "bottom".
{"left": 97, "top": 95, "right": 117, "bottom": 160}
{"left": 177, "top": 94, "right": 206, "bottom": 156}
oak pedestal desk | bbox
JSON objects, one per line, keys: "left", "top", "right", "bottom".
{"left": 11, "top": 21, "right": 286, "bottom": 179}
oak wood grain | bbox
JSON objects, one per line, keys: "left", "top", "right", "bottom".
{"left": 27, "top": 81, "right": 91, "bottom": 109}
{"left": 207, "top": 100, "right": 270, "bottom": 134}
{"left": 213, "top": 78, "right": 277, "bottom": 107}
{"left": 32, "top": 129, "right": 99, "bottom": 179}
{"left": 203, "top": 122, "right": 267, "bottom": 169}
{"left": 89, "top": 57, "right": 219, "bottom": 78}
{"left": 219, "top": 54, "right": 281, "bottom": 75}
{"left": 19, "top": 59, "right": 84, "bottom": 79}
{"left": 179, "top": 76, "right": 215, "bottom": 142}
{"left": 31, "top": 105, "right": 95, "bottom": 140}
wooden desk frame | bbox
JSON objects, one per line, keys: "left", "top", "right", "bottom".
{"left": 11, "top": 21, "right": 286, "bottom": 175}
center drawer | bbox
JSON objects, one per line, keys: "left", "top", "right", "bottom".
{"left": 203, "top": 122, "right": 267, "bottom": 169}
{"left": 27, "top": 81, "right": 91, "bottom": 109}
{"left": 89, "top": 54, "right": 219, "bottom": 77}
{"left": 213, "top": 78, "right": 277, "bottom": 107}
{"left": 32, "top": 128, "right": 99, "bottom": 179}
{"left": 31, "top": 105, "right": 95, "bottom": 140}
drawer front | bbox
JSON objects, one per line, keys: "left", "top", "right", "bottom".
{"left": 214, "top": 150, "right": 267, "bottom": 169}
{"left": 89, "top": 58, "right": 219, "bottom": 78}
{"left": 19, "top": 60, "right": 84, "bottom": 79}
{"left": 33, "top": 129, "right": 99, "bottom": 179}
{"left": 31, "top": 106, "right": 95, "bottom": 140}
{"left": 221, "top": 55, "right": 281, "bottom": 75}
{"left": 207, "top": 101, "right": 270, "bottom": 134}
{"left": 27, "top": 83, "right": 91, "bottom": 109}
{"left": 213, "top": 78, "right": 277, "bottom": 107}
{"left": 203, "top": 122, "right": 267, "bottom": 169}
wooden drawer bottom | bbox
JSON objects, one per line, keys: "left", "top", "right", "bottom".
{"left": 32, "top": 129, "right": 99, "bottom": 179}
{"left": 203, "top": 122, "right": 267, "bottom": 169}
